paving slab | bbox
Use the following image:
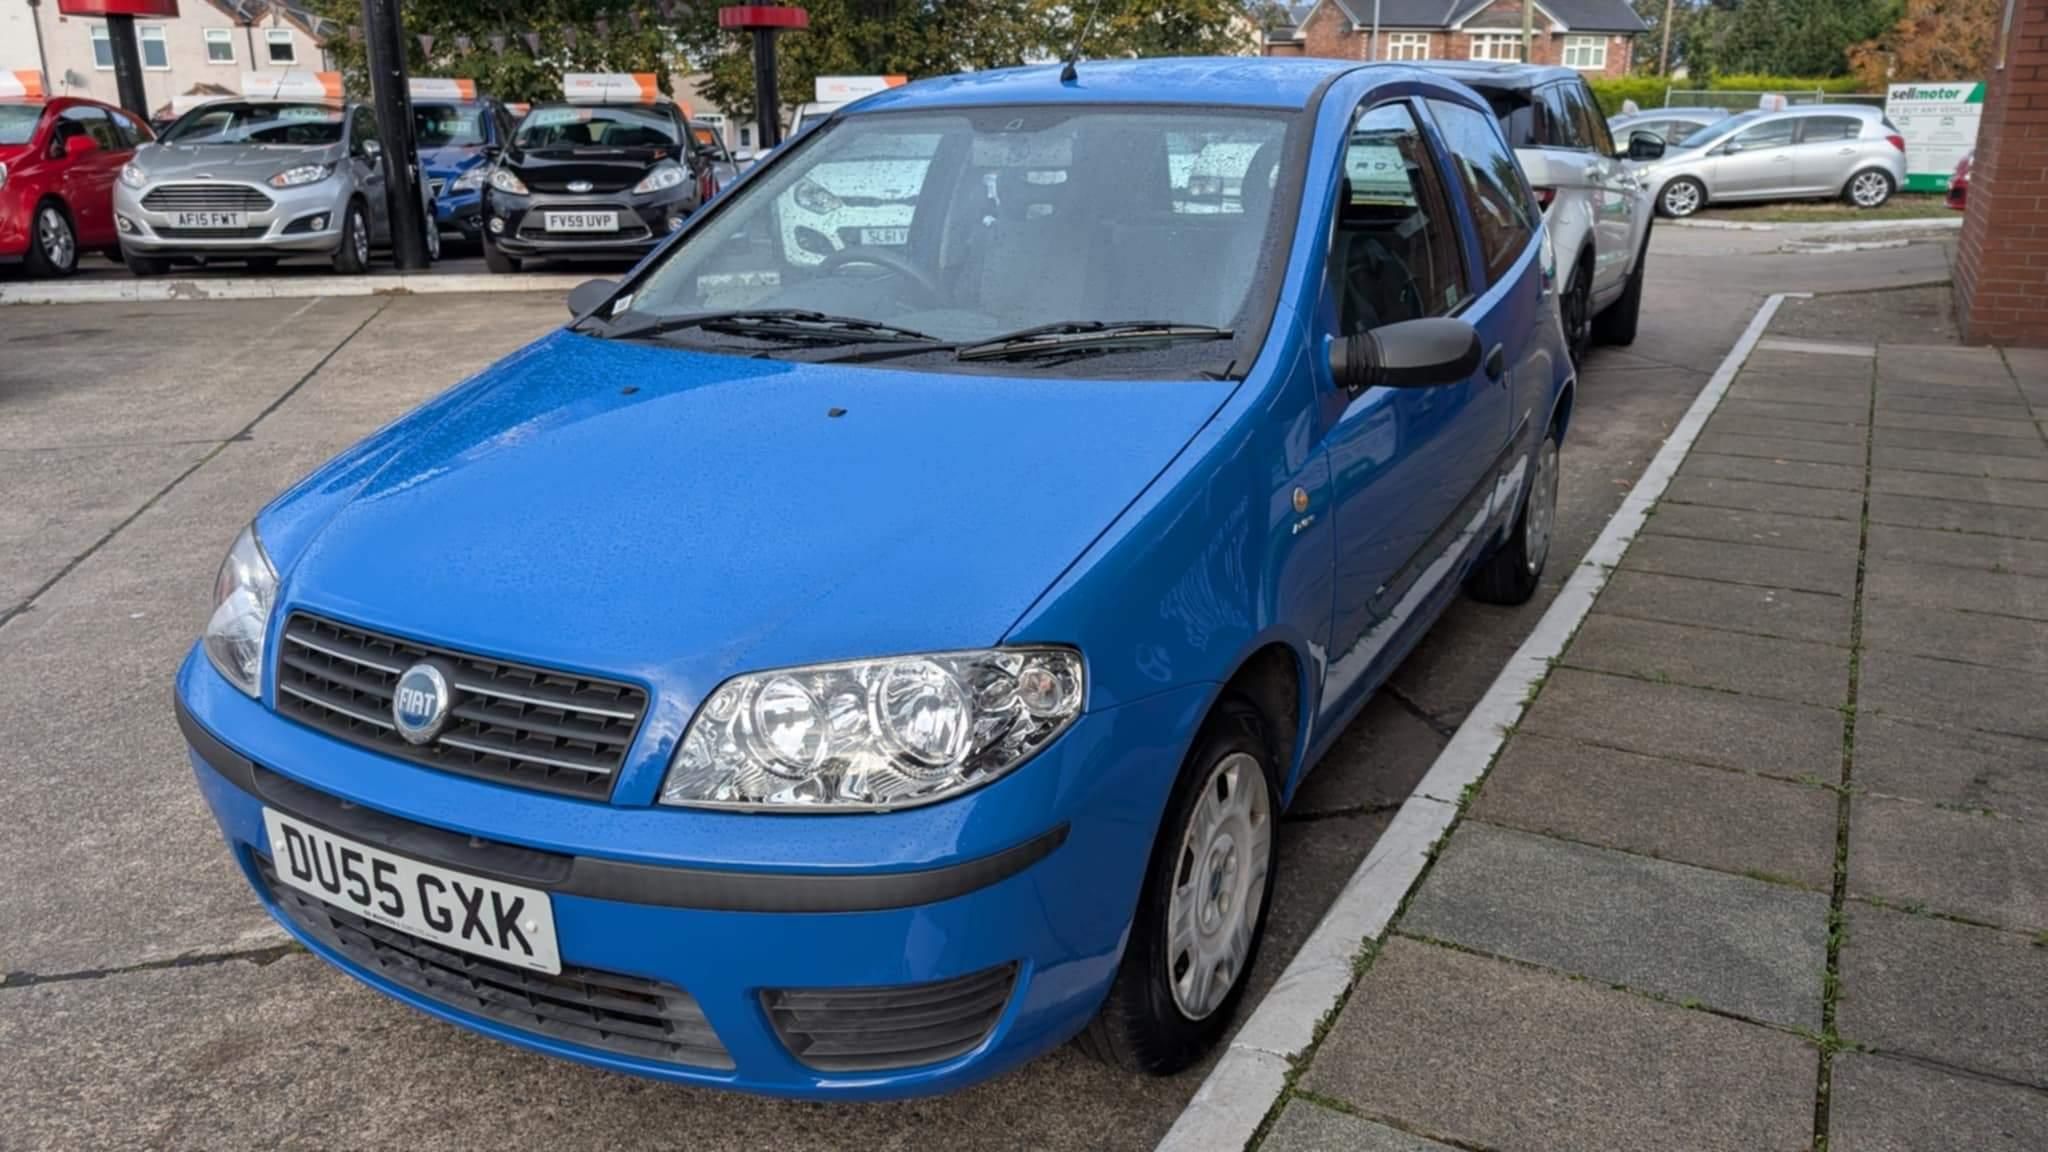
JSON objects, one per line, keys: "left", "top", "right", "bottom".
{"left": 1301, "top": 939, "right": 1817, "bottom": 1152}
{"left": 1708, "top": 414, "right": 1868, "bottom": 446}
{"left": 1837, "top": 903, "right": 2048, "bottom": 1088}
{"left": 1829, "top": 1052, "right": 2048, "bottom": 1152}
{"left": 1594, "top": 569, "right": 1854, "bottom": 645}
{"left": 1868, "top": 490, "right": 2048, "bottom": 540}
{"left": 1875, "top": 391, "right": 2035, "bottom": 420}
{"left": 1866, "top": 521, "right": 2048, "bottom": 577}
{"left": 1872, "top": 411, "right": 2034, "bottom": 439}
{"left": 1864, "top": 558, "right": 2048, "bottom": 621}
{"left": 1678, "top": 451, "right": 1865, "bottom": 492}
{"left": 1404, "top": 823, "right": 1829, "bottom": 1028}
{"left": 1522, "top": 668, "right": 1845, "bottom": 780}
{"left": 1725, "top": 378, "right": 1872, "bottom": 408}
{"left": 1561, "top": 613, "right": 1848, "bottom": 708}
{"left": 1871, "top": 469, "right": 2048, "bottom": 511}
{"left": 1860, "top": 595, "right": 2048, "bottom": 673}
{"left": 1870, "top": 425, "right": 2047, "bottom": 459}
{"left": 1691, "top": 431, "right": 1866, "bottom": 467}
{"left": 1663, "top": 475, "right": 1863, "bottom": 520}
{"left": 1637, "top": 502, "right": 1864, "bottom": 555}
{"left": 1870, "top": 444, "right": 2048, "bottom": 483}
{"left": 2009, "top": 347, "right": 2048, "bottom": 388}
{"left": 1854, "top": 715, "right": 2048, "bottom": 822}
{"left": 1848, "top": 796, "right": 2048, "bottom": 932}
{"left": 1742, "top": 349, "right": 1878, "bottom": 381}
{"left": 1860, "top": 649, "right": 2048, "bottom": 741}
{"left": 0, "top": 444, "right": 214, "bottom": 612}
{"left": 1714, "top": 397, "right": 1871, "bottom": 428}
{"left": 1472, "top": 734, "right": 1839, "bottom": 887}
{"left": 1876, "top": 343, "right": 2011, "bottom": 384}
{"left": 1260, "top": 1100, "right": 1456, "bottom": 1152}
{"left": 1622, "top": 532, "right": 1859, "bottom": 596}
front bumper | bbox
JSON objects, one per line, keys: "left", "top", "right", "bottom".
{"left": 176, "top": 646, "right": 1206, "bottom": 1098}
{"left": 483, "top": 186, "right": 694, "bottom": 258}
{"left": 114, "top": 176, "right": 352, "bottom": 257}
{"left": 433, "top": 185, "right": 484, "bottom": 238}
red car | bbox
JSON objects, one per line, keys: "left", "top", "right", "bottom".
{"left": 0, "top": 95, "right": 153, "bottom": 277}
{"left": 1947, "top": 152, "right": 1972, "bottom": 211}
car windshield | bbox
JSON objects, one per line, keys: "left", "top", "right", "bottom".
{"left": 0, "top": 103, "right": 41, "bottom": 145}
{"left": 515, "top": 105, "right": 678, "bottom": 151}
{"left": 415, "top": 101, "right": 487, "bottom": 147}
{"left": 619, "top": 106, "right": 1296, "bottom": 368}
{"left": 162, "top": 101, "right": 345, "bottom": 146}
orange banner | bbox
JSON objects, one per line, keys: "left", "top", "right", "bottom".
{"left": 1, "top": 70, "right": 46, "bottom": 100}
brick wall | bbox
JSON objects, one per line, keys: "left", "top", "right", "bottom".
{"left": 1956, "top": 0, "right": 2048, "bottom": 347}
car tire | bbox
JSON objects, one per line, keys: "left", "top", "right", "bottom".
{"left": 1561, "top": 253, "right": 1593, "bottom": 367}
{"left": 1077, "top": 696, "right": 1279, "bottom": 1076}
{"left": 1844, "top": 168, "right": 1894, "bottom": 210}
{"left": 1467, "top": 426, "right": 1561, "bottom": 606}
{"left": 1657, "top": 177, "right": 1706, "bottom": 219}
{"left": 484, "top": 239, "right": 521, "bottom": 274}
{"left": 124, "top": 250, "right": 170, "bottom": 277}
{"left": 24, "top": 200, "right": 79, "bottom": 278}
{"left": 332, "top": 201, "right": 371, "bottom": 275}
{"left": 1592, "top": 223, "right": 1650, "bottom": 348}
{"left": 425, "top": 221, "right": 442, "bottom": 264}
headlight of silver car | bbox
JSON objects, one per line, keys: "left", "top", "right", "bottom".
{"left": 118, "top": 162, "right": 145, "bottom": 190}
{"left": 660, "top": 648, "right": 1084, "bottom": 811}
{"left": 452, "top": 165, "right": 487, "bottom": 192}
{"left": 632, "top": 163, "right": 686, "bottom": 194}
{"left": 204, "top": 525, "right": 279, "bottom": 697}
{"left": 268, "top": 163, "right": 333, "bottom": 189}
{"left": 488, "top": 167, "right": 528, "bottom": 195}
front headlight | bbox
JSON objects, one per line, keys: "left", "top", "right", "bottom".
{"left": 268, "top": 163, "right": 333, "bottom": 189}
{"left": 632, "top": 163, "right": 686, "bottom": 194}
{"left": 792, "top": 178, "right": 842, "bottom": 214}
{"left": 118, "top": 162, "right": 144, "bottom": 189}
{"left": 204, "top": 525, "right": 279, "bottom": 697}
{"left": 488, "top": 167, "right": 528, "bottom": 195}
{"left": 660, "top": 648, "right": 1084, "bottom": 811}
{"left": 452, "top": 165, "right": 487, "bottom": 192}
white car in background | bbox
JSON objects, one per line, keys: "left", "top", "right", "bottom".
{"left": 1426, "top": 62, "right": 1663, "bottom": 365}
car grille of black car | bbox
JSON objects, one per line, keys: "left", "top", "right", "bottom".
{"left": 257, "top": 857, "right": 733, "bottom": 1069}
{"left": 142, "top": 184, "right": 274, "bottom": 212}
{"left": 152, "top": 225, "right": 270, "bottom": 239}
{"left": 274, "top": 613, "right": 646, "bottom": 801}
{"left": 529, "top": 176, "right": 637, "bottom": 194}
{"left": 763, "top": 964, "right": 1017, "bottom": 1072}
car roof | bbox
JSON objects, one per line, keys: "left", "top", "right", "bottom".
{"left": 1414, "top": 61, "right": 1581, "bottom": 92}
{"left": 847, "top": 57, "right": 1365, "bottom": 113}
{"left": 1616, "top": 107, "right": 1726, "bottom": 121}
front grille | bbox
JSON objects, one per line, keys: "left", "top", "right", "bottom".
{"left": 259, "top": 858, "right": 732, "bottom": 1069}
{"left": 152, "top": 225, "right": 270, "bottom": 239}
{"left": 530, "top": 177, "right": 636, "bottom": 194}
{"left": 764, "top": 964, "right": 1017, "bottom": 1072}
{"left": 275, "top": 613, "right": 646, "bottom": 800}
{"left": 142, "top": 183, "right": 274, "bottom": 212}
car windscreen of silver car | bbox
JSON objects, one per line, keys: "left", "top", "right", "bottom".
{"left": 621, "top": 108, "right": 1295, "bottom": 348}
{"left": 0, "top": 104, "right": 39, "bottom": 145}
{"left": 161, "top": 101, "right": 345, "bottom": 147}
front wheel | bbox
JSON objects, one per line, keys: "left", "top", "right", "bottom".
{"left": 124, "top": 250, "right": 170, "bottom": 277}
{"left": 1658, "top": 177, "right": 1706, "bottom": 219}
{"left": 1467, "top": 430, "right": 1560, "bottom": 606}
{"left": 25, "top": 202, "right": 78, "bottom": 278}
{"left": 1077, "top": 698, "right": 1279, "bottom": 1075}
{"left": 1593, "top": 223, "right": 1650, "bottom": 348}
{"left": 483, "top": 239, "right": 521, "bottom": 274}
{"left": 1561, "top": 255, "right": 1592, "bottom": 368}
{"left": 331, "top": 202, "right": 370, "bottom": 275}
{"left": 1845, "top": 169, "right": 1894, "bottom": 209}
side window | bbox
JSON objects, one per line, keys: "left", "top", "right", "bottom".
{"left": 1799, "top": 116, "right": 1863, "bottom": 143}
{"left": 1662, "top": 120, "right": 1702, "bottom": 145}
{"left": 1565, "top": 83, "right": 1614, "bottom": 155}
{"left": 1427, "top": 97, "right": 1538, "bottom": 288}
{"left": 1330, "top": 101, "right": 1469, "bottom": 335}
{"left": 1539, "top": 85, "right": 1583, "bottom": 150}
{"left": 351, "top": 107, "right": 379, "bottom": 154}
{"left": 108, "top": 108, "right": 147, "bottom": 149}
{"left": 1729, "top": 119, "right": 1797, "bottom": 151}
{"left": 58, "top": 105, "right": 119, "bottom": 152}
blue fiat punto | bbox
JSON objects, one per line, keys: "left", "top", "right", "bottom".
{"left": 177, "top": 57, "right": 1571, "bottom": 1099}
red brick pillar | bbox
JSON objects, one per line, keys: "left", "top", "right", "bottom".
{"left": 1956, "top": 0, "right": 2048, "bottom": 347}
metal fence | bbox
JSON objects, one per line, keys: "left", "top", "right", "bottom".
{"left": 1660, "top": 87, "right": 1887, "bottom": 112}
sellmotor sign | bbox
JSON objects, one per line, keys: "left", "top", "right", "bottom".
{"left": 1885, "top": 81, "right": 1985, "bottom": 193}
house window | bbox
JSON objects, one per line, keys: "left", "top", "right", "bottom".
{"left": 266, "top": 28, "right": 295, "bottom": 64}
{"left": 1563, "top": 35, "right": 1608, "bottom": 70}
{"left": 205, "top": 28, "right": 235, "bottom": 64}
{"left": 90, "top": 25, "right": 114, "bottom": 69}
{"left": 1384, "top": 32, "right": 1430, "bottom": 61}
{"left": 140, "top": 25, "right": 169, "bottom": 69}
{"left": 1468, "top": 33, "right": 1524, "bottom": 62}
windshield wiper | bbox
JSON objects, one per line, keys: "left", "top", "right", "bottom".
{"left": 956, "top": 321, "right": 1234, "bottom": 362}
{"left": 600, "top": 309, "right": 941, "bottom": 346}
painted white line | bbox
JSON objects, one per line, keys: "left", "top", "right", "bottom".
{"left": 0, "top": 272, "right": 587, "bottom": 306}
{"left": 1780, "top": 238, "right": 1913, "bottom": 254}
{"left": 1673, "top": 215, "right": 1961, "bottom": 235}
{"left": 1153, "top": 292, "right": 1801, "bottom": 1152}
{"left": 1756, "top": 337, "right": 1876, "bottom": 358}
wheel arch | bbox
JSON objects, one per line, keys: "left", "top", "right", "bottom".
{"left": 1207, "top": 641, "right": 1306, "bottom": 802}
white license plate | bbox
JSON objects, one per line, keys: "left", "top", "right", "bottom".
{"left": 544, "top": 210, "right": 619, "bottom": 233}
{"left": 860, "top": 227, "right": 908, "bottom": 245}
{"left": 171, "top": 210, "right": 247, "bottom": 229}
{"left": 263, "top": 808, "right": 561, "bottom": 974}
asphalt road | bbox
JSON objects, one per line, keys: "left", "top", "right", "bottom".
{"left": 0, "top": 227, "right": 1955, "bottom": 1151}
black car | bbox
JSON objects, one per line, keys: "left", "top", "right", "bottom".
{"left": 481, "top": 100, "right": 721, "bottom": 271}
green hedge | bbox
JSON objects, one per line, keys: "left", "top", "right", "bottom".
{"left": 1586, "top": 73, "right": 1872, "bottom": 118}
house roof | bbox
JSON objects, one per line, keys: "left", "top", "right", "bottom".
{"left": 1292, "top": 0, "right": 1648, "bottom": 33}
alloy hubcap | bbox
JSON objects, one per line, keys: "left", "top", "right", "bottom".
{"left": 1853, "top": 173, "right": 1887, "bottom": 206}
{"left": 1166, "top": 752, "right": 1272, "bottom": 1021}
{"left": 1525, "top": 438, "right": 1559, "bottom": 575}
{"left": 1566, "top": 267, "right": 1590, "bottom": 354}
{"left": 39, "top": 209, "right": 74, "bottom": 269}
{"left": 353, "top": 214, "right": 369, "bottom": 264}
{"left": 1665, "top": 182, "right": 1700, "bottom": 216}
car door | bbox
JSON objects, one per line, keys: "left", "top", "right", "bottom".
{"left": 349, "top": 107, "right": 389, "bottom": 241}
{"left": 1558, "top": 80, "right": 1634, "bottom": 299}
{"left": 55, "top": 105, "right": 120, "bottom": 244}
{"left": 1709, "top": 116, "right": 1798, "bottom": 199}
{"left": 1316, "top": 94, "right": 1510, "bottom": 710}
{"left": 1790, "top": 114, "right": 1866, "bottom": 196}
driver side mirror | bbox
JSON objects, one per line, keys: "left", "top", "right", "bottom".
{"left": 1329, "top": 318, "right": 1482, "bottom": 395}
{"left": 1625, "top": 131, "right": 1665, "bottom": 162}
{"left": 1717, "top": 140, "right": 1743, "bottom": 156}
{"left": 361, "top": 137, "right": 383, "bottom": 161}
{"left": 566, "top": 277, "right": 618, "bottom": 319}
{"left": 64, "top": 133, "right": 101, "bottom": 158}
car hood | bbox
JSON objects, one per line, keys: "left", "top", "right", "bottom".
{"left": 270, "top": 331, "right": 1233, "bottom": 701}
{"left": 419, "top": 145, "right": 483, "bottom": 176}
{"left": 136, "top": 141, "right": 344, "bottom": 179}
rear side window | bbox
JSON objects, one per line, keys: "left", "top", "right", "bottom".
{"left": 1799, "top": 116, "right": 1864, "bottom": 142}
{"left": 1427, "top": 98, "right": 1537, "bottom": 287}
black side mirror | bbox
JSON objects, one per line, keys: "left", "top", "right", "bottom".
{"left": 483, "top": 144, "right": 502, "bottom": 160}
{"left": 1626, "top": 131, "right": 1666, "bottom": 162}
{"left": 1329, "top": 318, "right": 1482, "bottom": 394}
{"left": 566, "top": 278, "right": 618, "bottom": 319}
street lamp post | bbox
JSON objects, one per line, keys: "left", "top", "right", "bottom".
{"left": 718, "top": 5, "right": 810, "bottom": 151}
{"left": 360, "top": 0, "right": 430, "bottom": 269}
{"left": 27, "top": 0, "right": 52, "bottom": 97}
{"left": 56, "top": 0, "right": 177, "bottom": 117}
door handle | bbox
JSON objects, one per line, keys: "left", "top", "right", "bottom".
{"left": 1484, "top": 344, "right": 1506, "bottom": 383}
{"left": 1838, "top": 147, "right": 1856, "bottom": 155}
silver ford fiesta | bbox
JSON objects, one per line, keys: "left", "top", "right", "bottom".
{"left": 113, "top": 98, "right": 437, "bottom": 275}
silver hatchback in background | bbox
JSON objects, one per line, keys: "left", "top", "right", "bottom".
{"left": 114, "top": 99, "right": 437, "bottom": 275}
{"left": 1606, "top": 106, "right": 1728, "bottom": 149}
{"left": 1636, "top": 105, "right": 1908, "bottom": 218}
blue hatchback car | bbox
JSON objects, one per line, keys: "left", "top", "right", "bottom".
{"left": 177, "top": 58, "right": 1571, "bottom": 1099}
{"left": 411, "top": 93, "right": 516, "bottom": 248}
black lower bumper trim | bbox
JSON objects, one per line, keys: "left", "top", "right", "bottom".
{"left": 177, "top": 694, "right": 1067, "bottom": 913}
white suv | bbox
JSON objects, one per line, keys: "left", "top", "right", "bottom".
{"left": 1425, "top": 63, "right": 1664, "bottom": 365}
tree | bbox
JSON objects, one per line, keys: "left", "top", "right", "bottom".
{"left": 1847, "top": 0, "right": 2000, "bottom": 88}
{"left": 1685, "top": 0, "right": 1897, "bottom": 77}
